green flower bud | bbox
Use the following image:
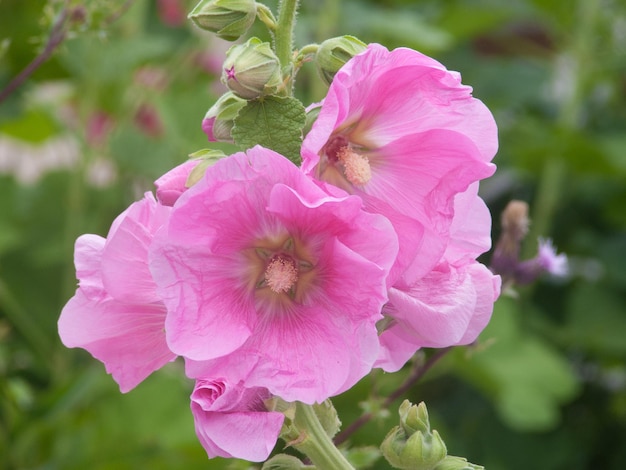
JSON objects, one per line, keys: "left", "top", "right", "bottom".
{"left": 433, "top": 456, "right": 485, "bottom": 470}
{"left": 222, "top": 37, "right": 283, "bottom": 99}
{"left": 382, "top": 428, "right": 448, "bottom": 470}
{"left": 188, "top": 0, "right": 256, "bottom": 41}
{"left": 399, "top": 399, "right": 431, "bottom": 435}
{"left": 202, "top": 92, "right": 246, "bottom": 142}
{"left": 315, "top": 35, "right": 367, "bottom": 86}
{"left": 381, "top": 401, "right": 448, "bottom": 470}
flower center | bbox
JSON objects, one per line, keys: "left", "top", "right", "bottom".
{"left": 264, "top": 255, "right": 299, "bottom": 294}
{"left": 337, "top": 146, "right": 372, "bottom": 186}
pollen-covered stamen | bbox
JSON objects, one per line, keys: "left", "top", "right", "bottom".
{"left": 337, "top": 146, "right": 372, "bottom": 186}
{"left": 264, "top": 255, "right": 299, "bottom": 294}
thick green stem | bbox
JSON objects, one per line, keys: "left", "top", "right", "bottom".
{"left": 292, "top": 402, "right": 355, "bottom": 470}
{"left": 274, "top": 0, "right": 299, "bottom": 94}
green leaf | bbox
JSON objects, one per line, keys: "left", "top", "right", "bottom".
{"left": 0, "top": 109, "right": 60, "bottom": 143}
{"left": 343, "top": 446, "right": 382, "bottom": 469}
{"left": 231, "top": 96, "right": 306, "bottom": 165}
{"left": 457, "top": 297, "right": 580, "bottom": 431}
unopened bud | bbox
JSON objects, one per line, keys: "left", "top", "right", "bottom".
{"left": 381, "top": 401, "right": 448, "bottom": 470}
{"left": 399, "top": 399, "right": 430, "bottom": 435}
{"left": 382, "top": 428, "right": 448, "bottom": 470}
{"left": 222, "top": 37, "right": 283, "bottom": 99}
{"left": 501, "top": 200, "right": 529, "bottom": 248}
{"left": 315, "top": 35, "right": 366, "bottom": 86}
{"left": 202, "top": 92, "right": 246, "bottom": 142}
{"left": 188, "top": 0, "right": 256, "bottom": 41}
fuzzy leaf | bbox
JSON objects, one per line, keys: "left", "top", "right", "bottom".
{"left": 232, "top": 95, "right": 306, "bottom": 165}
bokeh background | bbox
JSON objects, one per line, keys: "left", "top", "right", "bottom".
{"left": 1, "top": 0, "right": 625, "bottom": 468}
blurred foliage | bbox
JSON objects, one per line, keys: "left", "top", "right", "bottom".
{"left": 1, "top": 0, "right": 625, "bottom": 469}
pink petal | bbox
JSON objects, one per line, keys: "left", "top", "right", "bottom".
{"left": 385, "top": 261, "right": 499, "bottom": 352}
{"left": 101, "top": 194, "right": 171, "bottom": 304}
{"left": 455, "top": 263, "right": 501, "bottom": 345}
{"left": 150, "top": 237, "right": 255, "bottom": 361}
{"left": 387, "top": 265, "right": 477, "bottom": 348}
{"left": 58, "top": 290, "right": 175, "bottom": 392}
{"left": 73, "top": 234, "right": 106, "bottom": 300}
{"left": 155, "top": 160, "right": 201, "bottom": 206}
{"left": 192, "top": 399, "right": 283, "bottom": 461}
{"left": 445, "top": 182, "right": 493, "bottom": 262}
{"left": 375, "top": 322, "right": 421, "bottom": 373}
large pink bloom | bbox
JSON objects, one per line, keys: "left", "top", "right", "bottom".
{"left": 375, "top": 184, "right": 501, "bottom": 372}
{"left": 191, "top": 379, "right": 284, "bottom": 461}
{"left": 302, "top": 44, "right": 497, "bottom": 284}
{"left": 58, "top": 193, "right": 176, "bottom": 392}
{"left": 150, "top": 146, "right": 398, "bottom": 403}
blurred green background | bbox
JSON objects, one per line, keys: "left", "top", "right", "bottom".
{"left": 1, "top": 0, "right": 625, "bottom": 468}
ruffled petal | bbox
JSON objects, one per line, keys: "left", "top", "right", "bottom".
{"left": 445, "top": 182, "right": 493, "bottom": 262}
{"left": 58, "top": 290, "right": 175, "bottom": 392}
{"left": 101, "top": 194, "right": 171, "bottom": 304}
{"left": 192, "top": 404, "right": 283, "bottom": 461}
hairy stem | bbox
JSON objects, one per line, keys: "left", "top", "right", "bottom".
{"left": 292, "top": 402, "right": 355, "bottom": 470}
{"left": 274, "top": 0, "right": 299, "bottom": 94}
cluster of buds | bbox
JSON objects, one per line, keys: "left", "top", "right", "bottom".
{"left": 190, "top": 0, "right": 369, "bottom": 143}
{"left": 381, "top": 401, "right": 484, "bottom": 470}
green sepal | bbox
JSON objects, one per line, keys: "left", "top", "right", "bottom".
{"left": 262, "top": 454, "right": 316, "bottom": 469}
{"left": 313, "top": 399, "right": 341, "bottom": 439}
{"left": 433, "top": 456, "right": 485, "bottom": 470}
{"left": 184, "top": 149, "right": 227, "bottom": 188}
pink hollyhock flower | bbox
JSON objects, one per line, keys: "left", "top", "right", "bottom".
{"left": 301, "top": 44, "right": 498, "bottom": 284}
{"left": 150, "top": 146, "right": 398, "bottom": 403}
{"left": 375, "top": 185, "right": 501, "bottom": 372}
{"left": 58, "top": 193, "right": 176, "bottom": 392}
{"left": 191, "top": 379, "right": 284, "bottom": 461}
{"left": 154, "top": 159, "right": 201, "bottom": 206}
